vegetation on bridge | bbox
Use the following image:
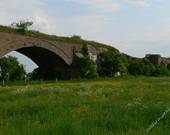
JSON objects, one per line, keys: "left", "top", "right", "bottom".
{"left": 1, "top": 21, "right": 170, "bottom": 81}
{"left": 0, "top": 23, "right": 116, "bottom": 50}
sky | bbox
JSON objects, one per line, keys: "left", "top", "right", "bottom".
{"left": 1, "top": 0, "right": 170, "bottom": 72}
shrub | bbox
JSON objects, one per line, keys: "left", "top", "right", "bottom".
{"left": 70, "top": 35, "right": 82, "bottom": 41}
{"left": 98, "top": 50, "right": 127, "bottom": 77}
{"left": 11, "top": 20, "right": 33, "bottom": 33}
{"left": 128, "top": 58, "right": 156, "bottom": 76}
{"left": 77, "top": 57, "right": 98, "bottom": 79}
{"left": 0, "top": 56, "right": 26, "bottom": 81}
{"left": 167, "top": 64, "right": 170, "bottom": 70}
{"left": 152, "top": 65, "right": 169, "bottom": 76}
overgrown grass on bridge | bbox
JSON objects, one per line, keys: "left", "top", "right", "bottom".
{"left": 0, "top": 77, "right": 170, "bottom": 135}
{"left": 0, "top": 25, "right": 116, "bottom": 50}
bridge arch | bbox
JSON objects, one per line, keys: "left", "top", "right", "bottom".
{"left": 0, "top": 32, "right": 75, "bottom": 65}
{"left": 0, "top": 32, "right": 77, "bottom": 79}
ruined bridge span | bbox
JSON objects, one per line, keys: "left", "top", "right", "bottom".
{"left": 146, "top": 54, "right": 170, "bottom": 66}
{"left": 0, "top": 31, "right": 106, "bottom": 79}
{"left": 0, "top": 32, "right": 82, "bottom": 65}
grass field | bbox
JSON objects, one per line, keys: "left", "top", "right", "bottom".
{"left": 0, "top": 77, "right": 170, "bottom": 135}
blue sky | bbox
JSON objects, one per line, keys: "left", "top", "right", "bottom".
{"left": 1, "top": 0, "right": 170, "bottom": 72}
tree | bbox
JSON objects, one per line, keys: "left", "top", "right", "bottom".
{"left": 152, "top": 65, "right": 169, "bottom": 76}
{"left": 77, "top": 57, "right": 98, "bottom": 79}
{"left": 11, "top": 20, "right": 33, "bottom": 33}
{"left": 97, "top": 50, "right": 126, "bottom": 77}
{"left": 128, "top": 60, "right": 143, "bottom": 76}
{"left": 167, "top": 64, "right": 170, "bottom": 70}
{"left": 128, "top": 58, "right": 156, "bottom": 76}
{"left": 0, "top": 56, "right": 26, "bottom": 81}
{"left": 28, "top": 68, "right": 43, "bottom": 80}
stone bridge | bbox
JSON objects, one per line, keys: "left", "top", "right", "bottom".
{"left": 0, "top": 32, "right": 105, "bottom": 79}
{"left": 146, "top": 54, "right": 170, "bottom": 66}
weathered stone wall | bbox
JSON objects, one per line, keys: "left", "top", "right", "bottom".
{"left": 0, "top": 32, "right": 105, "bottom": 64}
{"left": 146, "top": 54, "right": 170, "bottom": 66}
{"left": 0, "top": 32, "right": 76, "bottom": 65}
{"left": 0, "top": 32, "right": 105, "bottom": 79}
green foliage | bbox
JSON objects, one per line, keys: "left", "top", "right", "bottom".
{"left": 29, "top": 68, "right": 64, "bottom": 81}
{"left": 0, "top": 77, "right": 170, "bottom": 134}
{"left": 77, "top": 57, "right": 98, "bottom": 79}
{"left": 98, "top": 50, "right": 127, "bottom": 77}
{"left": 1, "top": 23, "right": 170, "bottom": 78}
{"left": 167, "top": 64, "right": 170, "bottom": 70}
{"left": 0, "top": 56, "right": 26, "bottom": 81}
{"left": 70, "top": 35, "right": 82, "bottom": 41}
{"left": 128, "top": 58, "right": 156, "bottom": 76}
{"left": 125, "top": 54, "right": 170, "bottom": 77}
{"left": 152, "top": 65, "right": 169, "bottom": 76}
{"left": 28, "top": 68, "right": 44, "bottom": 80}
{"left": 118, "top": 54, "right": 129, "bottom": 74}
{"left": 127, "top": 58, "right": 170, "bottom": 76}
{"left": 11, "top": 20, "right": 33, "bottom": 33}
{"left": 82, "top": 45, "right": 89, "bottom": 56}
{"left": 0, "top": 25, "right": 116, "bottom": 50}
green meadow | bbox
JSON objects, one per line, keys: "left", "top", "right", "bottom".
{"left": 0, "top": 77, "right": 170, "bottom": 135}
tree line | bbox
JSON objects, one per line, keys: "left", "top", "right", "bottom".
{"left": 1, "top": 50, "right": 170, "bottom": 82}
{"left": 78, "top": 49, "right": 170, "bottom": 79}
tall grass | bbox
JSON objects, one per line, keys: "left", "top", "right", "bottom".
{"left": 0, "top": 77, "right": 170, "bottom": 134}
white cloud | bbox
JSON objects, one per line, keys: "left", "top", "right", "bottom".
{"left": 66, "top": 0, "right": 122, "bottom": 13}
{"left": 0, "top": 0, "right": 114, "bottom": 39}
{"left": 31, "top": 11, "right": 113, "bottom": 39}
{"left": 0, "top": 0, "right": 47, "bottom": 25}
{"left": 0, "top": 0, "right": 169, "bottom": 58}
{"left": 32, "top": 11, "right": 58, "bottom": 33}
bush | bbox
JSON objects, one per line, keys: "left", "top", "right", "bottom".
{"left": 11, "top": 20, "right": 33, "bottom": 33}
{"left": 29, "top": 67, "right": 65, "bottom": 80}
{"left": 77, "top": 57, "right": 98, "bottom": 79}
{"left": 128, "top": 58, "right": 156, "bottom": 76}
{"left": 70, "top": 35, "right": 82, "bottom": 41}
{"left": 0, "top": 56, "right": 26, "bottom": 81}
{"left": 98, "top": 50, "right": 127, "bottom": 77}
{"left": 28, "top": 68, "right": 44, "bottom": 80}
{"left": 152, "top": 65, "right": 169, "bottom": 76}
{"left": 167, "top": 64, "right": 170, "bottom": 70}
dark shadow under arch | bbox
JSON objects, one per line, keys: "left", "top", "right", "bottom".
{"left": 14, "top": 46, "right": 71, "bottom": 80}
